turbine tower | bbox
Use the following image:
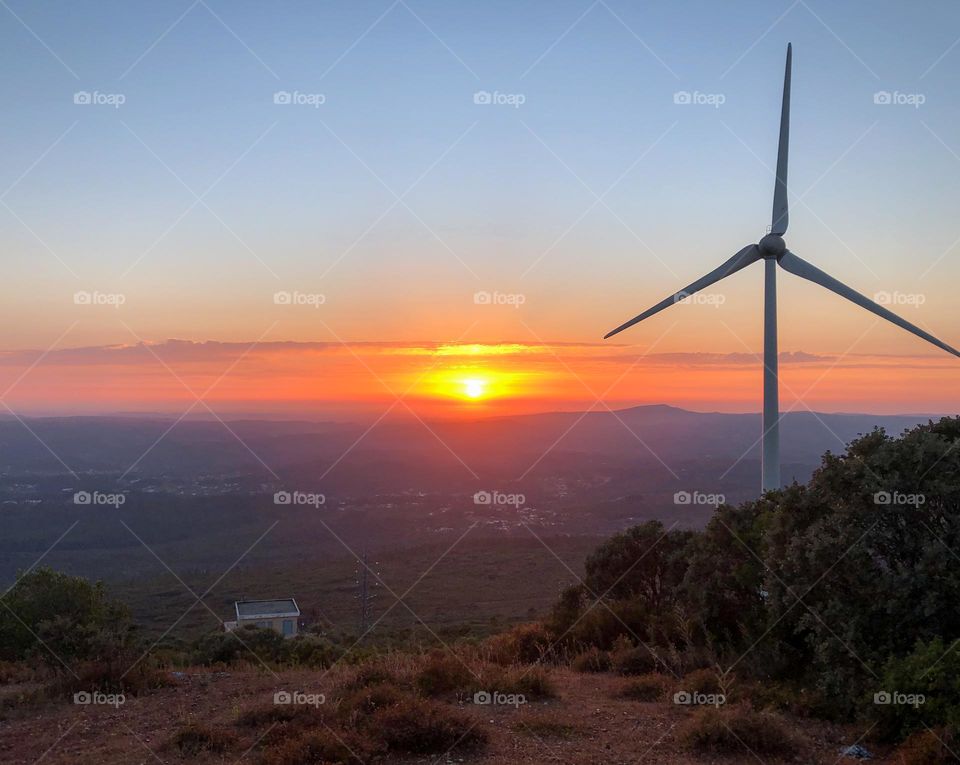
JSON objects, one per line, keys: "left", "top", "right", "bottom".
{"left": 605, "top": 43, "right": 960, "bottom": 493}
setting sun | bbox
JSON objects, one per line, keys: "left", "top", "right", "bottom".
{"left": 463, "top": 378, "right": 487, "bottom": 399}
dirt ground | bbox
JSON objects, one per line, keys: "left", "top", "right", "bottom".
{"left": 0, "top": 667, "right": 892, "bottom": 764}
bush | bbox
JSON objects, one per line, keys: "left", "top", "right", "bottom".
{"left": 571, "top": 647, "right": 610, "bottom": 673}
{"left": 0, "top": 568, "right": 135, "bottom": 667}
{"left": 261, "top": 729, "right": 376, "bottom": 765}
{"left": 494, "top": 666, "right": 554, "bottom": 700}
{"left": 415, "top": 653, "right": 475, "bottom": 697}
{"left": 618, "top": 673, "right": 672, "bottom": 702}
{"left": 871, "top": 637, "right": 960, "bottom": 741}
{"left": 287, "top": 634, "right": 339, "bottom": 668}
{"left": 236, "top": 701, "right": 325, "bottom": 729}
{"left": 679, "top": 668, "right": 722, "bottom": 696}
{"left": 191, "top": 625, "right": 286, "bottom": 666}
{"left": 372, "top": 698, "right": 486, "bottom": 754}
{"left": 171, "top": 721, "right": 236, "bottom": 756}
{"left": 485, "top": 623, "right": 552, "bottom": 665}
{"left": 337, "top": 682, "right": 405, "bottom": 724}
{"left": 678, "top": 705, "right": 803, "bottom": 757}
{"left": 338, "top": 662, "right": 397, "bottom": 692}
{"left": 611, "top": 644, "right": 659, "bottom": 676}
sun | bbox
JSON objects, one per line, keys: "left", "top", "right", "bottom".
{"left": 463, "top": 378, "right": 487, "bottom": 399}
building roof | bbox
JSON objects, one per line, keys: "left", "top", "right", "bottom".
{"left": 235, "top": 598, "right": 300, "bottom": 620}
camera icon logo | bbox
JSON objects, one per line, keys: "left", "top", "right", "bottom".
{"left": 673, "top": 690, "right": 692, "bottom": 705}
{"left": 73, "top": 91, "right": 92, "bottom": 105}
{"left": 874, "top": 90, "right": 892, "bottom": 105}
{"left": 673, "top": 491, "right": 691, "bottom": 505}
{"left": 273, "top": 91, "right": 292, "bottom": 105}
{"left": 874, "top": 691, "right": 892, "bottom": 705}
{"left": 473, "top": 690, "right": 491, "bottom": 704}
{"left": 73, "top": 691, "right": 92, "bottom": 704}
{"left": 874, "top": 491, "right": 891, "bottom": 505}
{"left": 73, "top": 491, "right": 92, "bottom": 505}
{"left": 74, "top": 291, "right": 92, "bottom": 305}
{"left": 273, "top": 291, "right": 292, "bottom": 305}
{"left": 274, "top": 690, "right": 292, "bottom": 704}
{"left": 274, "top": 491, "right": 292, "bottom": 505}
{"left": 473, "top": 90, "right": 492, "bottom": 105}
{"left": 473, "top": 291, "right": 492, "bottom": 305}
{"left": 673, "top": 91, "right": 692, "bottom": 105}
{"left": 473, "top": 490, "right": 492, "bottom": 505}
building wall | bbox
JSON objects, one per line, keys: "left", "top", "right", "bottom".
{"left": 237, "top": 616, "right": 298, "bottom": 637}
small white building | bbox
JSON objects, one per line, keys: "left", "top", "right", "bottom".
{"left": 224, "top": 598, "right": 300, "bottom": 638}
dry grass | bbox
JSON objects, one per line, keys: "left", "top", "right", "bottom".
{"left": 617, "top": 673, "right": 673, "bottom": 702}
{"left": 371, "top": 697, "right": 487, "bottom": 754}
{"left": 678, "top": 704, "right": 805, "bottom": 757}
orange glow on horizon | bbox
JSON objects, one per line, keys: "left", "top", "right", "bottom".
{"left": 0, "top": 339, "right": 957, "bottom": 419}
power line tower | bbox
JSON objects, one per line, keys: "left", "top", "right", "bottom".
{"left": 354, "top": 550, "right": 379, "bottom": 636}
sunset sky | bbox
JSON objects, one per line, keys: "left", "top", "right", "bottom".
{"left": 1, "top": 0, "right": 959, "bottom": 418}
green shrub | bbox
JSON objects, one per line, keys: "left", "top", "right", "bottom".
{"left": 871, "top": 637, "right": 960, "bottom": 742}
{"left": 0, "top": 568, "right": 135, "bottom": 667}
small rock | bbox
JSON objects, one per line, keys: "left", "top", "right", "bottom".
{"left": 839, "top": 743, "right": 872, "bottom": 759}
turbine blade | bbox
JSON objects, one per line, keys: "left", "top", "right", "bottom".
{"left": 771, "top": 42, "right": 791, "bottom": 236}
{"left": 604, "top": 245, "right": 761, "bottom": 339}
{"left": 778, "top": 250, "right": 960, "bottom": 357}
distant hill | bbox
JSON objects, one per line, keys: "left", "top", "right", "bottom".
{"left": 0, "top": 405, "right": 936, "bottom": 486}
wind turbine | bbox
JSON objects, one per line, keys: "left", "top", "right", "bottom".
{"left": 605, "top": 43, "right": 960, "bottom": 493}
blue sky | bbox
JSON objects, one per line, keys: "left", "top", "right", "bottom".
{"left": 1, "top": 0, "right": 959, "bottom": 359}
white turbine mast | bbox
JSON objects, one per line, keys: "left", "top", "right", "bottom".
{"left": 605, "top": 43, "right": 960, "bottom": 493}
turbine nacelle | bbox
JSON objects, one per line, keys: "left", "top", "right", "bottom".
{"left": 759, "top": 234, "right": 786, "bottom": 257}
